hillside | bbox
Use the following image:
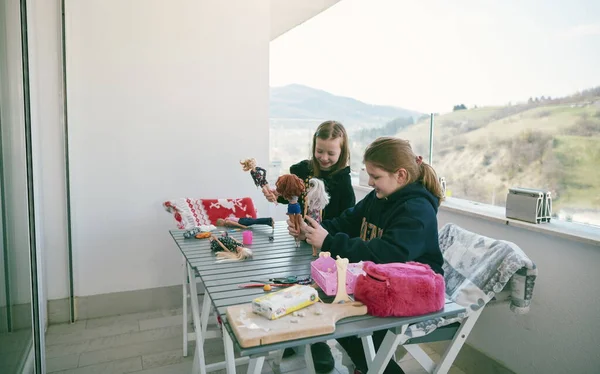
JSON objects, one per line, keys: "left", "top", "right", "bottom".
{"left": 386, "top": 91, "right": 600, "bottom": 218}
{"left": 270, "top": 84, "right": 421, "bottom": 129}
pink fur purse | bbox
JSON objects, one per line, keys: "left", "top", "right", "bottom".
{"left": 354, "top": 261, "right": 446, "bottom": 317}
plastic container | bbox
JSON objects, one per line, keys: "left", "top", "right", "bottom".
{"left": 311, "top": 256, "right": 365, "bottom": 296}
{"left": 242, "top": 230, "right": 253, "bottom": 245}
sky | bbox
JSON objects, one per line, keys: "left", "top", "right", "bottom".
{"left": 269, "top": 0, "right": 600, "bottom": 114}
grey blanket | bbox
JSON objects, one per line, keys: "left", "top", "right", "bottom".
{"left": 399, "top": 223, "right": 537, "bottom": 342}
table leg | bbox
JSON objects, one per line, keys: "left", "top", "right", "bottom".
{"left": 303, "top": 344, "right": 316, "bottom": 374}
{"left": 223, "top": 326, "right": 237, "bottom": 374}
{"left": 200, "top": 289, "right": 211, "bottom": 338}
{"left": 188, "top": 264, "right": 207, "bottom": 374}
{"left": 183, "top": 256, "right": 189, "bottom": 357}
{"left": 366, "top": 326, "right": 407, "bottom": 374}
{"left": 361, "top": 335, "right": 376, "bottom": 370}
{"left": 433, "top": 308, "right": 482, "bottom": 374}
{"left": 246, "top": 356, "right": 265, "bottom": 374}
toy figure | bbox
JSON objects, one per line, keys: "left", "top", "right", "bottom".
{"left": 304, "top": 178, "right": 330, "bottom": 256}
{"left": 216, "top": 216, "right": 275, "bottom": 241}
{"left": 275, "top": 174, "right": 306, "bottom": 247}
{"left": 210, "top": 234, "right": 253, "bottom": 262}
{"left": 216, "top": 217, "right": 274, "bottom": 229}
{"left": 240, "top": 158, "right": 277, "bottom": 202}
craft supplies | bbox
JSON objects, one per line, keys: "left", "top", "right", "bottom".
{"left": 242, "top": 230, "right": 253, "bottom": 245}
{"left": 252, "top": 285, "right": 319, "bottom": 320}
{"left": 311, "top": 254, "right": 365, "bottom": 296}
{"left": 195, "top": 232, "right": 211, "bottom": 239}
{"left": 183, "top": 225, "right": 216, "bottom": 239}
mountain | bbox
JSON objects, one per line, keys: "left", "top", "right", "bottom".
{"left": 270, "top": 84, "right": 421, "bottom": 128}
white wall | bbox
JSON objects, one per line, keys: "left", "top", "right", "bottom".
{"left": 355, "top": 186, "right": 600, "bottom": 374}
{"left": 64, "top": 0, "right": 270, "bottom": 297}
{"left": 438, "top": 210, "right": 600, "bottom": 374}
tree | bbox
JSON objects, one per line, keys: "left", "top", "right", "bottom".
{"left": 453, "top": 104, "right": 467, "bottom": 111}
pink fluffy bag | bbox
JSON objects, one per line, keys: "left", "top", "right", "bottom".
{"left": 354, "top": 261, "right": 446, "bottom": 317}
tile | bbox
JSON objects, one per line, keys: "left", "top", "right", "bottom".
{"left": 47, "top": 321, "right": 88, "bottom": 335}
{"left": 398, "top": 358, "right": 429, "bottom": 374}
{"left": 271, "top": 356, "right": 306, "bottom": 373}
{"left": 271, "top": 368, "right": 307, "bottom": 374}
{"left": 79, "top": 286, "right": 181, "bottom": 320}
{"left": 78, "top": 336, "right": 181, "bottom": 367}
{"left": 46, "top": 322, "right": 140, "bottom": 346}
{"left": 48, "top": 298, "right": 71, "bottom": 324}
{"left": 135, "top": 360, "right": 193, "bottom": 374}
{"left": 46, "top": 353, "right": 80, "bottom": 373}
{"left": 139, "top": 315, "right": 182, "bottom": 331}
{"left": 212, "top": 362, "right": 274, "bottom": 374}
{"left": 53, "top": 357, "right": 142, "bottom": 374}
{"left": 425, "top": 341, "right": 515, "bottom": 374}
{"left": 418, "top": 343, "right": 438, "bottom": 356}
{"left": 140, "top": 346, "right": 193, "bottom": 370}
{"left": 85, "top": 308, "right": 182, "bottom": 329}
{"left": 45, "top": 326, "right": 181, "bottom": 358}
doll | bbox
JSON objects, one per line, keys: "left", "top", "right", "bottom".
{"left": 304, "top": 178, "right": 330, "bottom": 256}
{"left": 210, "top": 234, "right": 253, "bottom": 262}
{"left": 275, "top": 174, "right": 305, "bottom": 247}
{"left": 240, "top": 158, "right": 277, "bottom": 202}
{"left": 216, "top": 217, "right": 274, "bottom": 229}
{"left": 216, "top": 216, "right": 275, "bottom": 241}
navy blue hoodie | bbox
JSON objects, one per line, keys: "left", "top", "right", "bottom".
{"left": 320, "top": 182, "right": 444, "bottom": 275}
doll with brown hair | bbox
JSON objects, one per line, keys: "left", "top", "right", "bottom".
{"left": 304, "top": 178, "right": 330, "bottom": 256}
{"left": 240, "top": 158, "right": 277, "bottom": 202}
{"left": 275, "top": 174, "right": 305, "bottom": 247}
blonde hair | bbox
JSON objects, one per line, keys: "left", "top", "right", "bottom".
{"left": 311, "top": 120, "right": 350, "bottom": 177}
{"left": 363, "top": 137, "right": 444, "bottom": 205}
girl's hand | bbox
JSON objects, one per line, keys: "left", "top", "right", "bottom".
{"left": 262, "top": 187, "right": 278, "bottom": 202}
{"left": 287, "top": 218, "right": 307, "bottom": 241}
{"left": 304, "top": 216, "right": 329, "bottom": 250}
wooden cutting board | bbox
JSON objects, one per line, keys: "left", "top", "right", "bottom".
{"left": 226, "top": 301, "right": 367, "bottom": 348}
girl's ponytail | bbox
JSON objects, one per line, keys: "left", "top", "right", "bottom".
{"left": 419, "top": 163, "right": 444, "bottom": 205}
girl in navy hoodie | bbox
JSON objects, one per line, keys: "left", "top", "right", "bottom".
{"left": 291, "top": 137, "right": 445, "bottom": 374}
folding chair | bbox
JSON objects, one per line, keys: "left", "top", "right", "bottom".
{"left": 391, "top": 223, "right": 538, "bottom": 373}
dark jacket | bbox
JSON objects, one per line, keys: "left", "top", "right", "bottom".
{"left": 320, "top": 182, "right": 444, "bottom": 275}
{"left": 277, "top": 160, "right": 355, "bottom": 220}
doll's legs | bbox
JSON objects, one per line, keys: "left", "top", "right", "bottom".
{"left": 287, "top": 214, "right": 302, "bottom": 247}
{"left": 238, "top": 217, "right": 274, "bottom": 227}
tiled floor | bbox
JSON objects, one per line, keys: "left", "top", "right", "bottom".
{"left": 45, "top": 304, "right": 468, "bottom": 374}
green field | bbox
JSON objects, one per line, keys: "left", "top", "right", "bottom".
{"left": 387, "top": 97, "right": 600, "bottom": 214}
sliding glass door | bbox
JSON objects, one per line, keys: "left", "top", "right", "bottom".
{"left": 0, "top": 0, "right": 42, "bottom": 372}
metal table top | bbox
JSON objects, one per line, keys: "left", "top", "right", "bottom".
{"left": 170, "top": 221, "right": 465, "bottom": 356}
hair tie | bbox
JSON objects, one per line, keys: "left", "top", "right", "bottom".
{"left": 416, "top": 155, "right": 423, "bottom": 165}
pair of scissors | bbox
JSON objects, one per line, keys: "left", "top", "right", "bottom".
{"left": 269, "top": 276, "right": 312, "bottom": 285}
{"left": 238, "top": 283, "right": 293, "bottom": 289}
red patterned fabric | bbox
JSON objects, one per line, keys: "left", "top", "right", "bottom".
{"left": 164, "top": 197, "right": 257, "bottom": 229}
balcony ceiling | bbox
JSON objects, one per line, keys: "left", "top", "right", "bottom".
{"left": 271, "top": 0, "right": 342, "bottom": 41}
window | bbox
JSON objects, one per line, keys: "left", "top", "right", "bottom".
{"left": 269, "top": 1, "right": 600, "bottom": 227}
